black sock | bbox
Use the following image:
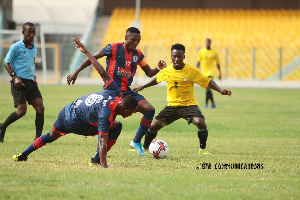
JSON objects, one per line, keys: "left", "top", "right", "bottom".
{"left": 198, "top": 128, "right": 208, "bottom": 149}
{"left": 1, "top": 112, "right": 20, "bottom": 130}
{"left": 143, "top": 130, "right": 157, "bottom": 149}
{"left": 207, "top": 90, "right": 213, "bottom": 105}
{"left": 35, "top": 113, "right": 44, "bottom": 139}
{"left": 205, "top": 90, "right": 209, "bottom": 105}
{"left": 210, "top": 91, "right": 215, "bottom": 105}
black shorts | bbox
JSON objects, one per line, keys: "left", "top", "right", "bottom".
{"left": 155, "top": 105, "right": 204, "bottom": 125}
{"left": 10, "top": 79, "right": 43, "bottom": 107}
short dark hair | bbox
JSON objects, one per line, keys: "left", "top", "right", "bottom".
{"left": 126, "top": 27, "right": 140, "bottom": 34}
{"left": 23, "top": 22, "right": 36, "bottom": 30}
{"left": 171, "top": 43, "right": 185, "bottom": 53}
{"left": 122, "top": 95, "right": 138, "bottom": 110}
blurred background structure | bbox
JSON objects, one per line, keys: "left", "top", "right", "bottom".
{"left": 0, "top": 0, "right": 299, "bottom": 86}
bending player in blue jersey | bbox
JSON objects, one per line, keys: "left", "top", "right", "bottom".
{"left": 13, "top": 37, "right": 138, "bottom": 168}
{"left": 67, "top": 27, "right": 166, "bottom": 159}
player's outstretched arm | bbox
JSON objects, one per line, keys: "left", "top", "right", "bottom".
{"left": 209, "top": 80, "right": 232, "bottom": 96}
{"left": 217, "top": 63, "right": 222, "bottom": 80}
{"left": 72, "top": 37, "right": 111, "bottom": 85}
{"left": 67, "top": 49, "right": 104, "bottom": 85}
{"left": 133, "top": 77, "right": 159, "bottom": 92}
{"left": 141, "top": 60, "right": 167, "bottom": 77}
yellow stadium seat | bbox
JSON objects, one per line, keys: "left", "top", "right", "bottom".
{"left": 93, "top": 8, "right": 300, "bottom": 80}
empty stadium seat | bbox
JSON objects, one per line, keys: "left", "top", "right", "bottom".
{"left": 93, "top": 8, "right": 300, "bottom": 80}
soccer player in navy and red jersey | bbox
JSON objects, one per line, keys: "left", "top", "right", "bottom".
{"left": 13, "top": 37, "right": 138, "bottom": 168}
{"left": 67, "top": 27, "right": 166, "bottom": 159}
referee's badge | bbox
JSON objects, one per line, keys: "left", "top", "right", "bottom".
{"left": 183, "top": 76, "right": 187, "bottom": 82}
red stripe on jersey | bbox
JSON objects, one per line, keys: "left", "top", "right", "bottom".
{"left": 121, "top": 49, "right": 132, "bottom": 91}
{"left": 109, "top": 94, "right": 122, "bottom": 113}
{"left": 138, "top": 99, "right": 147, "bottom": 105}
{"left": 104, "top": 79, "right": 113, "bottom": 90}
{"left": 107, "top": 43, "right": 118, "bottom": 78}
{"left": 90, "top": 122, "right": 98, "bottom": 127}
{"left": 98, "top": 131, "right": 109, "bottom": 136}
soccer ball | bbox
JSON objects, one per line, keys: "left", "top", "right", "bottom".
{"left": 149, "top": 140, "right": 169, "bottom": 159}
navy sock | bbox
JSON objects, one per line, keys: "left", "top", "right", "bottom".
{"left": 22, "top": 131, "right": 54, "bottom": 158}
{"left": 133, "top": 109, "right": 155, "bottom": 143}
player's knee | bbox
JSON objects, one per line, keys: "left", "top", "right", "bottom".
{"left": 35, "top": 104, "right": 45, "bottom": 114}
{"left": 149, "top": 119, "right": 166, "bottom": 132}
{"left": 193, "top": 117, "right": 206, "bottom": 129}
{"left": 16, "top": 107, "right": 27, "bottom": 117}
{"left": 144, "top": 108, "right": 155, "bottom": 119}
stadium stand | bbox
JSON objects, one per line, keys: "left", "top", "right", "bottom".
{"left": 92, "top": 8, "right": 300, "bottom": 80}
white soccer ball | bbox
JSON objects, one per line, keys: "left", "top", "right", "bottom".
{"left": 149, "top": 140, "right": 169, "bottom": 159}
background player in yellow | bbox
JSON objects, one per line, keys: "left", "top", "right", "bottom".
{"left": 133, "top": 43, "right": 231, "bottom": 154}
{"left": 196, "top": 38, "right": 222, "bottom": 109}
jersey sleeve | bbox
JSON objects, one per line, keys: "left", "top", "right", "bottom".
{"left": 4, "top": 44, "right": 17, "bottom": 63}
{"left": 97, "top": 117, "right": 111, "bottom": 135}
{"left": 138, "top": 58, "right": 148, "bottom": 67}
{"left": 102, "top": 44, "right": 112, "bottom": 57}
{"left": 156, "top": 69, "right": 167, "bottom": 84}
{"left": 193, "top": 66, "right": 211, "bottom": 88}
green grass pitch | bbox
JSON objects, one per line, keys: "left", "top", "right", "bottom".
{"left": 0, "top": 84, "right": 299, "bottom": 199}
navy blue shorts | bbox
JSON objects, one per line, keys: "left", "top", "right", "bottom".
{"left": 122, "top": 90, "right": 147, "bottom": 104}
{"left": 53, "top": 108, "right": 98, "bottom": 136}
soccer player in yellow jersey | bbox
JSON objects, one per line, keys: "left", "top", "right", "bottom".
{"left": 133, "top": 44, "right": 231, "bottom": 154}
{"left": 196, "top": 38, "right": 222, "bottom": 109}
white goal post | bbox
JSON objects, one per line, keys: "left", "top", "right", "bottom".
{"left": 0, "top": 27, "right": 59, "bottom": 84}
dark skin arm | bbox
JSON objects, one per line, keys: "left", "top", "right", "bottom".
{"left": 73, "top": 37, "right": 111, "bottom": 85}
{"left": 132, "top": 77, "right": 159, "bottom": 92}
{"left": 134, "top": 78, "right": 232, "bottom": 96}
{"left": 208, "top": 79, "right": 232, "bottom": 96}
{"left": 4, "top": 62, "right": 24, "bottom": 87}
{"left": 98, "top": 134, "right": 108, "bottom": 168}
{"left": 141, "top": 60, "right": 166, "bottom": 77}
{"left": 67, "top": 49, "right": 105, "bottom": 85}
{"left": 196, "top": 61, "right": 201, "bottom": 69}
{"left": 217, "top": 63, "right": 222, "bottom": 80}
